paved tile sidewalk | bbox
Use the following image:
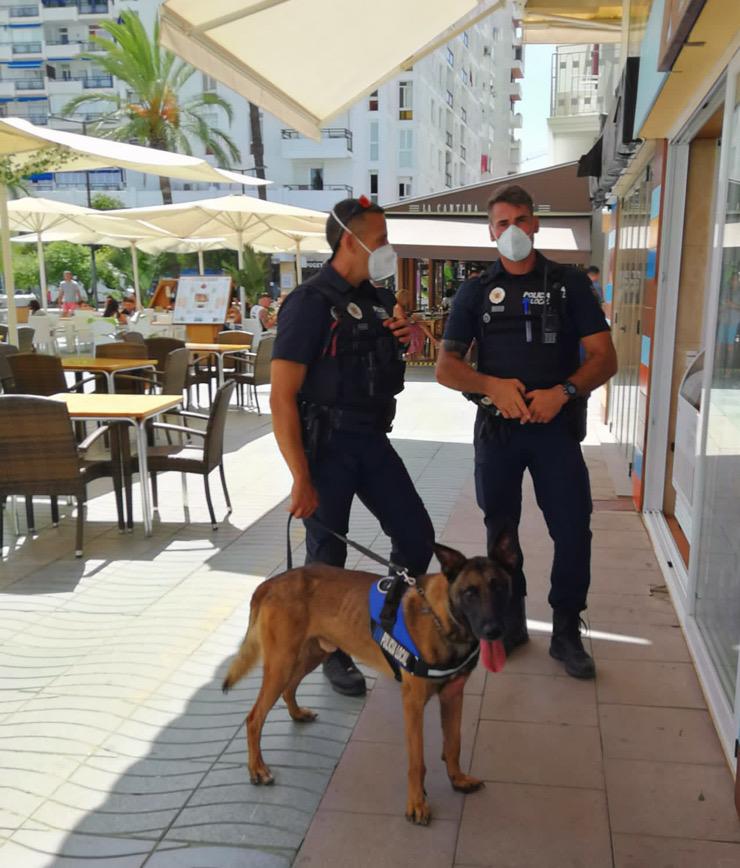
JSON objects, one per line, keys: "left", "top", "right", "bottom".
{"left": 1, "top": 375, "right": 738, "bottom": 867}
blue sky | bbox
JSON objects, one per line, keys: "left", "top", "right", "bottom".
{"left": 518, "top": 43, "right": 555, "bottom": 171}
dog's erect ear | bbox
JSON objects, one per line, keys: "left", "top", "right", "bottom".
{"left": 433, "top": 543, "right": 467, "bottom": 581}
{"left": 489, "top": 527, "right": 519, "bottom": 572}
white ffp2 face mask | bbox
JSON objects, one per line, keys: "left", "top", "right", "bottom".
{"left": 495, "top": 224, "right": 533, "bottom": 262}
{"left": 330, "top": 208, "right": 397, "bottom": 282}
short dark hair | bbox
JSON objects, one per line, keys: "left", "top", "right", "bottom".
{"left": 487, "top": 185, "right": 535, "bottom": 214}
{"left": 327, "top": 197, "right": 385, "bottom": 252}
{"left": 586, "top": 265, "right": 600, "bottom": 275}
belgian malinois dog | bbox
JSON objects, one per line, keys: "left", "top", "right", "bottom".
{"left": 222, "top": 534, "right": 514, "bottom": 824}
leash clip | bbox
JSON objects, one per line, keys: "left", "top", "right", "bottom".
{"left": 397, "top": 568, "right": 416, "bottom": 587}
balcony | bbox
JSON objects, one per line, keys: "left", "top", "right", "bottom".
{"left": 510, "top": 111, "right": 523, "bottom": 129}
{"left": 509, "top": 80, "right": 522, "bottom": 101}
{"left": 12, "top": 42, "right": 43, "bottom": 54}
{"left": 14, "top": 77, "right": 46, "bottom": 91}
{"left": 10, "top": 5, "right": 40, "bottom": 17}
{"left": 271, "top": 185, "right": 353, "bottom": 211}
{"left": 79, "top": 2, "right": 108, "bottom": 13}
{"left": 83, "top": 74, "right": 113, "bottom": 88}
{"left": 280, "top": 127, "right": 353, "bottom": 160}
{"left": 511, "top": 57, "right": 524, "bottom": 79}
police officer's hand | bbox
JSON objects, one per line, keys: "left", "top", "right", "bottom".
{"left": 486, "top": 378, "right": 531, "bottom": 422}
{"left": 384, "top": 316, "right": 412, "bottom": 345}
{"left": 524, "top": 387, "right": 568, "bottom": 424}
{"left": 289, "top": 476, "right": 319, "bottom": 519}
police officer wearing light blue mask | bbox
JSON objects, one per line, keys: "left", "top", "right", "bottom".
{"left": 271, "top": 196, "right": 435, "bottom": 696}
{"left": 436, "top": 185, "right": 617, "bottom": 679}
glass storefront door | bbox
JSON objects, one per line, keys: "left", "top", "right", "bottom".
{"left": 694, "top": 64, "right": 740, "bottom": 702}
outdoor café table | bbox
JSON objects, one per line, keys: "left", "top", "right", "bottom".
{"left": 51, "top": 393, "right": 182, "bottom": 536}
{"left": 61, "top": 355, "right": 158, "bottom": 393}
{"left": 185, "top": 342, "right": 253, "bottom": 389}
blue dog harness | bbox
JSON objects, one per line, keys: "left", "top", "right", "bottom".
{"left": 369, "top": 576, "right": 480, "bottom": 682}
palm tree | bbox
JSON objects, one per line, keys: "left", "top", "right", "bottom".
{"left": 62, "top": 11, "right": 240, "bottom": 205}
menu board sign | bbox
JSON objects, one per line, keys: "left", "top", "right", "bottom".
{"left": 172, "top": 275, "right": 231, "bottom": 324}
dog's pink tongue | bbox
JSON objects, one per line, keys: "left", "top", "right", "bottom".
{"left": 480, "top": 639, "right": 506, "bottom": 673}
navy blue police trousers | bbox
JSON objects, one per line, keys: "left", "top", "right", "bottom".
{"left": 474, "top": 410, "right": 592, "bottom": 613}
{"left": 304, "top": 430, "right": 435, "bottom": 577}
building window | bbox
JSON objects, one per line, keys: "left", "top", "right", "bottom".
{"left": 447, "top": 47, "right": 454, "bottom": 67}
{"left": 461, "top": 144, "right": 466, "bottom": 161}
{"left": 399, "top": 129, "right": 413, "bottom": 169}
{"left": 446, "top": 90, "right": 453, "bottom": 107}
{"left": 369, "top": 121, "right": 379, "bottom": 161}
{"left": 461, "top": 106, "right": 467, "bottom": 123}
{"left": 202, "top": 73, "right": 217, "bottom": 92}
{"left": 398, "top": 178, "right": 412, "bottom": 199}
{"left": 463, "top": 30, "right": 469, "bottom": 48}
{"left": 309, "top": 168, "right": 324, "bottom": 190}
{"left": 398, "top": 80, "right": 413, "bottom": 120}
{"left": 369, "top": 171, "right": 378, "bottom": 204}
{"left": 368, "top": 90, "right": 379, "bottom": 111}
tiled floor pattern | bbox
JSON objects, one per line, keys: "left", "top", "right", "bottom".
{"left": 0, "top": 377, "right": 737, "bottom": 866}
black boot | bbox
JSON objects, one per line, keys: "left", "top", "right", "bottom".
{"left": 549, "top": 610, "right": 595, "bottom": 679}
{"left": 322, "top": 649, "right": 366, "bottom": 696}
{"left": 502, "top": 595, "right": 529, "bottom": 655}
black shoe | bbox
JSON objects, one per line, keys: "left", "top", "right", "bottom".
{"left": 322, "top": 650, "right": 367, "bottom": 696}
{"left": 549, "top": 610, "right": 596, "bottom": 679}
{"left": 502, "top": 595, "right": 529, "bottom": 655}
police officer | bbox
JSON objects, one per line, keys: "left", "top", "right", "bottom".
{"left": 436, "top": 185, "right": 617, "bottom": 679}
{"left": 271, "top": 196, "right": 435, "bottom": 696}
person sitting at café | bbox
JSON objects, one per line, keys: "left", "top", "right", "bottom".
{"left": 117, "top": 294, "right": 137, "bottom": 324}
{"left": 249, "top": 292, "right": 277, "bottom": 332}
{"left": 28, "top": 298, "right": 44, "bottom": 315}
{"left": 102, "top": 295, "right": 120, "bottom": 319}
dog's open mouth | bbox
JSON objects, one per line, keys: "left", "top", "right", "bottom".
{"left": 480, "top": 639, "right": 506, "bottom": 673}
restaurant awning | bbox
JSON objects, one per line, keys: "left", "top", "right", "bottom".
{"left": 387, "top": 216, "right": 591, "bottom": 264}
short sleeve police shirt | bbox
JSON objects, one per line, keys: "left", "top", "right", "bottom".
{"left": 272, "top": 270, "right": 336, "bottom": 366}
{"left": 443, "top": 253, "right": 609, "bottom": 387}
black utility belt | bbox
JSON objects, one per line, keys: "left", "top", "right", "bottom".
{"left": 300, "top": 401, "right": 396, "bottom": 433}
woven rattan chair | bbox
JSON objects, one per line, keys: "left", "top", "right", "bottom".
{"left": 217, "top": 330, "right": 253, "bottom": 403}
{"left": 135, "top": 381, "right": 235, "bottom": 530}
{"left": 225, "top": 334, "right": 274, "bottom": 413}
{"left": 7, "top": 353, "right": 95, "bottom": 397}
{"left": 95, "top": 342, "right": 155, "bottom": 393}
{"left": 144, "top": 336, "right": 185, "bottom": 371}
{"left": 0, "top": 344, "right": 19, "bottom": 393}
{"left": 0, "top": 395, "right": 123, "bottom": 557}
{"left": 17, "top": 326, "right": 35, "bottom": 352}
{"left": 121, "top": 331, "right": 145, "bottom": 345}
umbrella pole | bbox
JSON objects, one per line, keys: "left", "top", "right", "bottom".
{"left": 198, "top": 249, "right": 204, "bottom": 276}
{"left": 295, "top": 237, "right": 303, "bottom": 285}
{"left": 130, "top": 241, "right": 142, "bottom": 310}
{"left": 0, "top": 183, "right": 18, "bottom": 344}
{"left": 237, "top": 234, "right": 246, "bottom": 323}
{"left": 37, "top": 236, "right": 49, "bottom": 310}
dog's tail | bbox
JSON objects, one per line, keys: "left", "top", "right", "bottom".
{"left": 222, "top": 604, "right": 262, "bottom": 693}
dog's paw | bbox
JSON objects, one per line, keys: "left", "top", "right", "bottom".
{"left": 450, "top": 773, "right": 484, "bottom": 793}
{"left": 289, "top": 707, "right": 318, "bottom": 723}
{"left": 405, "top": 798, "right": 432, "bottom": 826}
{"left": 248, "top": 763, "right": 274, "bottom": 785}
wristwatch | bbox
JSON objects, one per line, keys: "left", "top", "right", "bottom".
{"left": 562, "top": 380, "right": 578, "bottom": 400}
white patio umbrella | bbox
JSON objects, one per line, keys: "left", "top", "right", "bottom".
{"left": 6, "top": 197, "right": 172, "bottom": 309}
{"left": 106, "top": 195, "right": 327, "bottom": 316}
{"left": 159, "top": 1, "right": 503, "bottom": 140}
{"left": 0, "top": 117, "right": 269, "bottom": 341}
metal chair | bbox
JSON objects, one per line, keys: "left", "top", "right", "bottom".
{"left": 0, "top": 395, "right": 123, "bottom": 557}
{"left": 7, "top": 353, "right": 95, "bottom": 397}
{"left": 137, "top": 381, "right": 235, "bottom": 530}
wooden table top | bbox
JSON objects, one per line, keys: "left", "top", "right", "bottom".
{"left": 61, "top": 356, "right": 157, "bottom": 372}
{"left": 51, "top": 393, "right": 182, "bottom": 420}
{"left": 186, "top": 342, "right": 253, "bottom": 353}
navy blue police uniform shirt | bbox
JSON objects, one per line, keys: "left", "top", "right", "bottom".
{"left": 444, "top": 253, "right": 609, "bottom": 391}
{"left": 273, "top": 261, "right": 391, "bottom": 366}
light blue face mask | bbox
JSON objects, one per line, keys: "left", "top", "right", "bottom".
{"left": 330, "top": 209, "right": 398, "bottom": 282}
{"left": 495, "top": 224, "right": 533, "bottom": 262}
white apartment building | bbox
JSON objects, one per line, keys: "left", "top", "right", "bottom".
{"left": 546, "top": 43, "right": 621, "bottom": 166}
{"left": 0, "top": 0, "right": 524, "bottom": 209}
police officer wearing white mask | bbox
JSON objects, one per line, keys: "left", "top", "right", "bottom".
{"left": 436, "top": 185, "right": 618, "bottom": 679}
{"left": 271, "top": 196, "right": 435, "bottom": 696}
